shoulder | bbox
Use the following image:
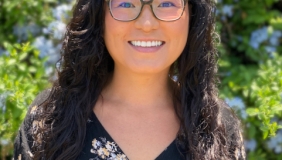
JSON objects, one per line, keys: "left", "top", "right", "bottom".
{"left": 24, "top": 89, "right": 51, "bottom": 129}
{"left": 28, "top": 89, "right": 51, "bottom": 112}
{"left": 218, "top": 100, "right": 243, "bottom": 138}
{"left": 218, "top": 100, "right": 240, "bottom": 131}
{"left": 13, "top": 89, "right": 51, "bottom": 160}
{"left": 218, "top": 99, "right": 246, "bottom": 160}
{"left": 22, "top": 89, "right": 51, "bottom": 127}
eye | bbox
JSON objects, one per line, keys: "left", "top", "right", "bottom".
{"left": 158, "top": 2, "right": 176, "bottom": 7}
{"left": 118, "top": 2, "right": 135, "bottom": 8}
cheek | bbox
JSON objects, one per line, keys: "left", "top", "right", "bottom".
{"left": 176, "top": 7, "right": 189, "bottom": 41}
{"left": 104, "top": 13, "right": 117, "bottom": 48}
{"left": 104, "top": 13, "right": 125, "bottom": 57}
{"left": 167, "top": 10, "right": 189, "bottom": 57}
{"left": 104, "top": 13, "right": 134, "bottom": 70}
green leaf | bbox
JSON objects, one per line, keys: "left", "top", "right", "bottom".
{"left": 246, "top": 108, "right": 260, "bottom": 116}
{"left": 17, "top": 64, "right": 26, "bottom": 71}
{"left": 19, "top": 52, "right": 28, "bottom": 61}
{"left": 7, "top": 59, "right": 16, "bottom": 66}
{"left": 28, "top": 66, "right": 37, "bottom": 73}
{"left": 262, "top": 130, "right": 269, "bottom": 139}
{"left": 272, "top": 105, "right": 282, "bottom": 112}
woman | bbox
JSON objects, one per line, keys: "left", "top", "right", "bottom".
{"left": 14, "top": 0, "right": 245, "bottom": 159}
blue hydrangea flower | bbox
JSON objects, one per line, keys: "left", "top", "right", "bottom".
{"left": 222, "top": 5, "right": 234, "bottom": 17}
{"left": 267, "top": 130, "right": 282, "bottom": 154}
{"left": 225, "top": 97, "right": 247, "bottom": 119}
{"left": 250, "top": 27, "right": 268, "bottom": 49}
{"left": 52, "top": 4, "right": 72, "bottom": 21}
{"left": 244, "top": 139, "right": 257, "bottom": 152}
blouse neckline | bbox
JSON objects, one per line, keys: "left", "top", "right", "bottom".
{"left": 90, "top": 111, "right": 177, "bottom": 159}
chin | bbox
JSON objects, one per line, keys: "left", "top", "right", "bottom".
{"left": 127, "top": 64, "right": 170, "bottom": 75}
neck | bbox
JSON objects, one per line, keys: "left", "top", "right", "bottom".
{"left": 101, "top": 67, "right": 174, "bottom": 111}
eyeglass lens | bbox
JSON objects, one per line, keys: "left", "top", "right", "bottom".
{"left": 109, "top": 0, "right": 185, "bottom": 21}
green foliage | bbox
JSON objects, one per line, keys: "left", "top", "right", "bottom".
{"left": 0, "top": 43, "right": 49, "bottom": 158}
{"left": 0, "top": 0, "right": 281, "bottom": 159}
{"left": 246, "top": 56, "right": 282, "bottom": 138}
{"left": 217, "top": 0, "right": 282, "bottom": 159}
{"left": 0, "top": 0, "right": 56, "bottom": 45}
{"left": 0, "top": 0, "right": 69, "bottom": 158}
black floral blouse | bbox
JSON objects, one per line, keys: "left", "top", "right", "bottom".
{"left": 13, "top": 90, "right": 245, "bottom": 160}
{"left": 13, "top": 91, "right": 186, "bottom": 160}
{"left": 77, "top": 111, "right": 186, "bottom": 160}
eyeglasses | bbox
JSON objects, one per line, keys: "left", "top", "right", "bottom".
{"left": 106, "top": 0, "right": 188, "bottom": 22}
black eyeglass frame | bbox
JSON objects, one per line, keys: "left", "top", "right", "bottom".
{"left": 105, "top": 0, "right": 189, "bottom": 22}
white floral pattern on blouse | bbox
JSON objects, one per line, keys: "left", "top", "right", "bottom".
{"left": 90, "top": 137, "right": 128, "bottom": 160}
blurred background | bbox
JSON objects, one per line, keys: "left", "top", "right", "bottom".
{"left": 0, "top": 0, "right": 281, "bottom": 159}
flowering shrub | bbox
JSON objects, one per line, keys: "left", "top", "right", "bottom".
{"left": 0, "top": 0, "right": 73, "bottom": 159}
{"left": 217, "top": 0, "right": 282, "bottom": 159}
{"left": 0, "top": 0, "right": 281, "bottom": 159}
{"left": 0, "top": 43, "right": 49, "bottom": 158}
{"left": 0, "top": 0, "right": 55, "bottom": 45}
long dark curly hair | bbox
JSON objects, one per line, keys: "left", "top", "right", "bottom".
{"left": 32, "top": 0, "right": 245, "bottom": 159}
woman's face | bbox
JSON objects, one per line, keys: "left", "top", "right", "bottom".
{"left": 104, "top": 1, "right": 189, "bottom": 75}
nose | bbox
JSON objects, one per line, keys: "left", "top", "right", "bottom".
{"left": 134, "top": 5, "right": 159, "bottom": 32}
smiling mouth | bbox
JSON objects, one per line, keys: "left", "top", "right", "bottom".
{"left": 129, "top": 41, "right": 165, "bottom": 47}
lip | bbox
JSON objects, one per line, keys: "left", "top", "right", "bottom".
{"left": 128, "top": 40, "right": 165, "bottom": 53}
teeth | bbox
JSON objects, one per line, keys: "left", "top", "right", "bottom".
{"left": 146, "top": 41, "right": 151, "bottom": 47}
{"left": 130, "top": 41, "right": 163, "bottom": 47}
